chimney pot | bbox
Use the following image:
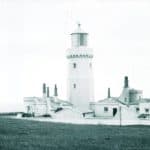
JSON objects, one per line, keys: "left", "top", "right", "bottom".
{"left": 124, "top": 76, "right": 129, "bottom": 88}
{"left": 108, "top": 88, "right": 111, "bottom": 98}
{"left": 54, "top": 84, "right": 58, "bottom": 97}
{"left": 47, "top": 87, "right": 50, "bottom": 98}
{"left": 43, "top": 83, "right": 46, "bottom": 94}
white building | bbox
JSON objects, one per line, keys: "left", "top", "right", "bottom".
{"left": 24, "top": 25, "right": 150, "bottom": 122}
{"left": 66, "top": 24, "right": 94, "bottom": 112}
{"left": 91, "top": 76, "right": 150, "bottom": 120}
{"left": 24, "top": 24, "right": 94, "bottom": 118}
{"left": 24, "top": 83, "right": 73, "bottom": 117}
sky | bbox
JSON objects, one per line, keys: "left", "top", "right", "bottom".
{"left": 1, "top": 0, "right": 150, "bottom": 112}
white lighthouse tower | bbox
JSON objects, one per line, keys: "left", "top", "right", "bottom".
{"left": 66, "top": 24, "right": 94, "bottom": 112}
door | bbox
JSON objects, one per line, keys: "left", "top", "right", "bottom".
{"left": 113, "top": 108, "right": 117, "bottom": 116}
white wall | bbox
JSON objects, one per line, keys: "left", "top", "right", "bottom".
{"left": 67, "top": 48, "right": 94, "bottom": 112}
{"left": 94, "top": 104, "right": 119, "bottom": 117}
{"left": 54, "top": 108, "right": 83, "bottom": 119}
{"left": 34, "top": 104, "right": 47, "bottom": 116}
{"left": 140, "top": 103, "right": 150, "bottom": 114}
{"left": 121, "top": 105, "right": 139, "bottom": 120}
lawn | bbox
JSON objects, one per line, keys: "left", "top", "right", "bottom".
{"left": 0, "top": 117, "right": 150, "bottom": 150}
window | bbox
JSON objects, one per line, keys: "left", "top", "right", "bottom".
{"left": 89, "top": 63, "right": 92, "bottom": 68}
{"left": 145, "top": 108, "right": 149, "bottom": 113}
{"left": 104, "top": 107, "right": 108, "bottom": 112}
{"left": 73, "top": 63, "right": 76, "bottom": 68}
{"left": 73, "top": 84, "right": 76, "bottom": 88}
{"left": 80, "top": 34, "right": 84, "bottom": 46}
{"left": 136, "top": 107, "right": 140, "bottom": 112}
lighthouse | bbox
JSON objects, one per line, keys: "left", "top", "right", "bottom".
{"left": 66, "top": 24, "right": 94, "bottom": 112}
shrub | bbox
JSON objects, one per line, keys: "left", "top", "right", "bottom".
{"left": 22, "top": 113, "right": 34, "bottom": 117}
{"left": 42, "top": 114, "right": 52, "bottom": 117}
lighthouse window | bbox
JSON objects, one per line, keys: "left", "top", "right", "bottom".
{"left": 80, "top": 34, "right": 84, "bottom": 46}
{"left": 73, "top": 63, "right": 76, "bottom": 68}
{"left": 73, "top": 84, "right": 76, "bottom": 88}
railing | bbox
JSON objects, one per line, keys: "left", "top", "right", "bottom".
{"left": 67, "top": 54, "right": 93, "bottom": 59}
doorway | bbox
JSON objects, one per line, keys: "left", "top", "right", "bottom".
{"left": 113, "top": 108, "right": 117, "bottom": 116}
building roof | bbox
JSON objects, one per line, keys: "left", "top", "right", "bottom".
{"left": 140, "top": 98, "right": 150, "bottom": 103}
{"left": 90, "top": 97, "right": 132, "bottom": 106}
{"left": 97, "top": 97, "right": 120, "bottom": 105}
{"left": 71, "top": 24, "right": 87, "bottom": 34}
{"left": 50, "top": 97, "right": 73, "bottom": 106}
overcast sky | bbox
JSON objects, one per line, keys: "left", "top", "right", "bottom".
{"left": 1, "top": 0, "right": 150, "bottom": 112}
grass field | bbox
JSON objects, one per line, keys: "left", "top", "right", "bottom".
{"left": 0, "top": 117, "right": 150, "bottom": 150}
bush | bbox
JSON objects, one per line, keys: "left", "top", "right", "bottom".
{"left": 22, "top": 113, "right": 34, "bottom": 117}
{"left": 42, "top": 114, "right": 52, "bottom": 117}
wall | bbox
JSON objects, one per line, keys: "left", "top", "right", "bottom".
{"left": 24, "top": 97, "right": 35, "bottom": 114}
{"left": 94, "top": 103, "right": 119, "bottom": 117}
{"left": 54, "top": 108, "right": 83, "bottom": 119}
{"left": 121, "top": 105, "right": 140, "bottom": 120}
{"left": 34, "top": 103, "right": 47, "bottom": 116}
{"left": 67, "top": 48, "right": 94, "bottom": 112}
{"left": 139, "top": 103, "right": 150, "bottom": 114}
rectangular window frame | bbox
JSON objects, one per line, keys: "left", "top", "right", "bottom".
{"left": 104, "top": 107, "right": 108, "bottom": 112}
{"left": 73, "top": 63, "right": 76, "bottom": 68}
{"left": 136, "top": 107, "right": 140, "bottom": 112}
{"left": 145, "top": 108, "right": 149, "bottom": 113}
{"left": 73, "top": 84, "right": 76, "bottom": 89}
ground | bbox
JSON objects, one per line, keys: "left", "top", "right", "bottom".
{"left": 0, "top": 117, "right": 150, "bottom": 150}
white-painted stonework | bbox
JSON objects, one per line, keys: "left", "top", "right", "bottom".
{"left": 66, "top": 24, "right": 94, "bottom": 112}
{"left": 23, "top": 25, "right": 150, "bottom": 125}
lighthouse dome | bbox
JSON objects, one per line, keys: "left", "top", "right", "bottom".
{"left": 71, "top": 23, "right": 87, "bottom": 34}
{"left": 71, "top": 24, "right": 88, "bottom": 48}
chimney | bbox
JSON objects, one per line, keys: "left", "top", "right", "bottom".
{"left": 54, "top": 84, "right": 58, "bottom": 97}
{"left": 43, "top": 83, "right": 46, "bottom": 94}
{"left": 47, "top": 87, "right": 50, "bottom": 98}
{"left": 108, "top": 88, "right": 111, "bottom": 98}
{"left": 124, "top": 76, "right": 129, "bottom": 88}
